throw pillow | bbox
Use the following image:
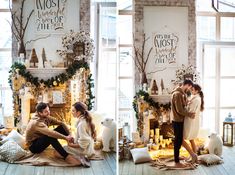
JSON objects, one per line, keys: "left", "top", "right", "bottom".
{"left": 198, "top": 154, "right": 223, "bottom": 166}
{"left": 130, "top": 147, "right": 152, "bottom": 164}
{"left": 0, "top": 140, "right": 28, "bottom": 163}
{"left": 0, "top": 129, "right": 25, "bottom": 149}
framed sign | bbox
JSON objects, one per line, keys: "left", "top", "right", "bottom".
{"left": 35, "top": 0, "right": 67, "bottom": 33}
{"left": 153, "top": 31, "right": 179, "bottom": 67}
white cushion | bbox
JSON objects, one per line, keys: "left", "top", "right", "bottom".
{"left": 0, "top": 140, "right": 27, "bottom": 163}
{"left": 130, "top": 147, "right": 152, "bottom": 164}
{"left": 0, "top": 129, "right": 25, "bottom": 149}
{"left": 198, "top": 154, "right": 223, "bottom": 166}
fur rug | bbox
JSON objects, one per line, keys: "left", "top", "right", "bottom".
{"left": 151, "top": 157, "right": 198, "bottom": 170}
{"left": 15, "top": 148, "right": 104, "bottom": 166}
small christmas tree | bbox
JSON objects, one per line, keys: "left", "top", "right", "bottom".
{"left": 42, "top": 48, "right": 47, "bottom": 68}
{"left": 151, "top": 80, "right": 158, "bottom": 95}
{"left": 30, "top": 48, "right": 38, "bottom": 67}
{"left": 160, "top": 78, "right": 165, "bottom": 90}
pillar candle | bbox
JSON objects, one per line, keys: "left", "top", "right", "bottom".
{"left": 150, "top": 129, "right": 154, "bottom": 137}
{"left": 160, "top": 135, "right": 163, "bottom": 141}
{"left": 155, "top": 128, "right": 160, "bottom": 138}
{"left": 155, "top": 136, "right": 159, "bottom": 144}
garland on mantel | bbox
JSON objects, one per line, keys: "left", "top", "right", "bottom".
{"left": 133, "top": 90, "right": 171, "bottom": 119}
{"left": 8, "top": 60, "right": 95, "bottom": 110}
{"left": 9, "top": 60, "right": 89, "bottom": 88}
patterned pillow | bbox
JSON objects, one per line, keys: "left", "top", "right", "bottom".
{"left": 0, "top": 140, "right": 27, "bottom": 163}
{"left": 198, "top": 154, "right": 223, "bottom": 166}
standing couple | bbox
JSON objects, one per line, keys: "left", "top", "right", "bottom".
{"left": 171, "top": 79, "right": 204, "bottom": 168}
{"left": 25, "top": 102, "right": 96, "bottom": 167}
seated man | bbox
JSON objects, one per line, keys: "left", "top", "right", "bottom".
{"left": 25, "top": 102, "right": 89, "bottom": 166}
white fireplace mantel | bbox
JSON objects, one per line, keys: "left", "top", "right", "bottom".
{"left": 149, "top": 94, "right": 171, "bottom": 104}
{"left": 27, "top": 68, "right": 67, "bottom": 80}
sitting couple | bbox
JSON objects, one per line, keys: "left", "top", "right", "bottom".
{"left": 171, "top": 79, "right": 204, "bottom": 168}
{"left": 25, "top": 102, "right": 96, "bottom": 167}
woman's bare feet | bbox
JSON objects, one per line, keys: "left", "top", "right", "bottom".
{"left": 65, "top": 155, "right": 82, "bottom": 166}
{"left": 191, "top": 153, "right": 198, "bottom": 164}
{"left": 79, "top": 155, "right": 91, "bottom": 168}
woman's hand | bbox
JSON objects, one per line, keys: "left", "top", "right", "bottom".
{"left": 68, "top": 142, "right": 80, "bottom": 148}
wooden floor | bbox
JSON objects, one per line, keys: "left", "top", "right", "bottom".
{"left": 119, "top": 146, "right": 235, "bottom": 175}
{"left": 0, "top": 152, "right": 116, "bottom": 175}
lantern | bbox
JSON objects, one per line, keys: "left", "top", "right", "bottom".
{"left": 223, "top": 122, "right": 234, "bottom": 146}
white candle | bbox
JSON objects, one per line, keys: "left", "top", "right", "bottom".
{"left": 150, "top": 129, "right": 154, "bottom": 137}
{"left": 160, "top": 135, "right": 163, "bottom": 141}
{"left": 155, "top": 128, "right": 160, "bottom": 138}
{"left": 155, "top": 136, "right": 159, "bottom": 144}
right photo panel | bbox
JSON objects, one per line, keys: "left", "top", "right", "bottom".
{"left": 118, "top": 0, "right": 235, "bottom": 175}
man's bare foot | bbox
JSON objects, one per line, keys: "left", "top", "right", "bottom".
{"left": 173, "top": 162, "right": 188, "bottom": 168}
{"left": 65, "top": 155, "right": 81, "bottom": 166}
{"left": 53, "top": 150, "right": 64, "bottom": 159}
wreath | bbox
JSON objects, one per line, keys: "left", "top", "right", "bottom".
{"left": 57, "top": 30, "right": 95, "bottom": 62}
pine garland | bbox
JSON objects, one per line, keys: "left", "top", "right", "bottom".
{"left": 133, "top": 90, "right": 171, "bottom": 119}
{"left": 8, "top": 60, "right": 95, "bottom": 110}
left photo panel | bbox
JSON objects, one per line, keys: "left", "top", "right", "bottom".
{"left": 0, "top": 0, "right": 117, "bottom": 174}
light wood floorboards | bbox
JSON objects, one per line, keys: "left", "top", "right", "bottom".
{"left": 0, "top": 152, "right": 116, "bottom": 175}
{"left": 119, "top": 146, "right": 235, "bottom": 175}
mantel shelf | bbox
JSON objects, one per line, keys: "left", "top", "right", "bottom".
{"left": 27, "top": 68, "right": 67, "bottom": 80}
{"left": 149, "top": 94, "right": 171, "bottom": 103}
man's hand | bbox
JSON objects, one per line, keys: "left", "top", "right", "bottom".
{"left": 65, "top": 135, "right": 74, "bottom": 143}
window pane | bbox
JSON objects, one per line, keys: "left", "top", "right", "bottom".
{"left": 0, "top": 12, "right": 12, "bottom": 48}
{"left": 98, "top": 51, "right": 116, "bottom": 87}
{"left": 0, "top": 0, "right": 11, "bottom": 9}
{"left": 202, "top": 109, "right": 215, "bottom": 132}
{"left": 0, "top": 89, "right": 13, "bottom": 117}
{"left": 117, "top": 0, "right": 132, "bottom": 10}
{"left": 203, "top": 78, "right": 215, "bottom": 107}
{"left": 220, "top": 79, "right": 235, "bottom": 107}
{"left": 119, "top": 79, "right": 133, "bottom": 109}
{"left": 119, "top": 47, "right": 133, "bottom": 77}
{"left": 0, "top": 51, "right": 11, "bottom": 86}
{"left": 196, "top": 0, "right": 214, "bottom": 12}
{"left": 221, "top": 17, "right": 235, "bottom": 41}
{"left": 219, "top": 1, "right": 235, "bottom": 12}
{"left": 220, "top": 48, "right": 235, "bottom": 76}
{"left": 97, "top": 89, "right": 116, "bottom": 118}
{"left": 118, "top": 110, "right": 132, "bottom": 128}
{"left": 204, "top": 47, "right": 216, "bottom": 77}
{"left": 117, "top": 15, "right": 132, "bottom": 44}
{"left": 197, "top": 16, "right": 216, "bottom": 41}
{"left": 100, "top": 6, "right": 117, "bottom": 48}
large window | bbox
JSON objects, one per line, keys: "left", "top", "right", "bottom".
{"left": 91, "top": 1, "right": 117, "bottom": 120}
{"left": 0, "top": 0, "right": 12, "bottom": 124}
{"left": 117, "top": 9, "right": 134, "bottom": 137}
{"left": 197, "top": 0, "right": 235, "bottom": 134}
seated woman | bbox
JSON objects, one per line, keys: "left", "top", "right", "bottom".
{"left": 64, "top": 102, "right": 96, "bottom": 158}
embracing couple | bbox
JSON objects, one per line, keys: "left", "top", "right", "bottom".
{"left": 171, "top": 79, "right": 204, "bottom": 168}
{"left": 25, "top": 102, "right": 96, "bottom": 167}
